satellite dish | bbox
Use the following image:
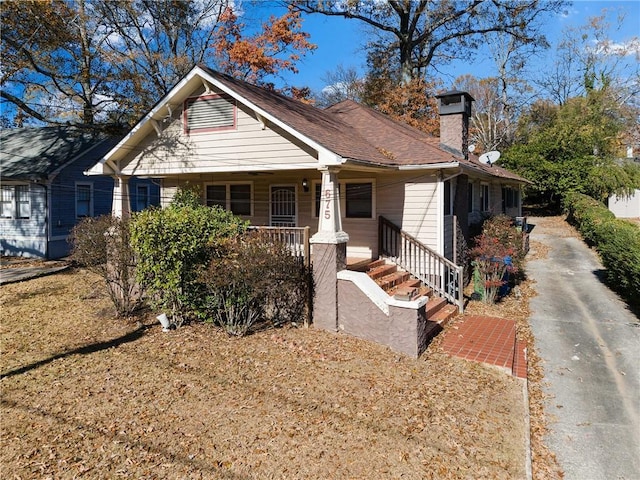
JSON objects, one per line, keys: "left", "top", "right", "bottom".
{"left": 479, "top": 150, "right": 501, "bottom": 165}
{"left": 468, "top": 144, "right": 476, "bottom": 153}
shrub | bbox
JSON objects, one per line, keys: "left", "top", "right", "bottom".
{"left": 69, "top": 215, "right": 141, "bottom": 317}
{"left": 563, "top": 192, "right": 640, "bottom": 302}
{"left": 470, "top": 215, "right": 523, "bottom": 304}
{"left": 563, "top": 192, "right": 615, "bottom": 245}
{"left": 470, "top": 236, "right": 517, "bottom": 305}
{"left": 201, "top": 231, "right": 311, "bottom": 336}
{"left": 480, "top": 215, "right": 528, "bottom": 270}
{"left": 130, "top": 186, "right": 248, "bottom": 326}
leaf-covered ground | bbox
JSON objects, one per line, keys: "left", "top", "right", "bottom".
{"left": 1, "top": 268, "right": 527, "bottom": 479}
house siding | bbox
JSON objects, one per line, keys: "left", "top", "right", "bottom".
{"left": 609, "top": 191, "right": 640, "bottom": 218}
{"left": 160, "top": 170, "right": 440, "bottom": 261}
{"left": 120, "top": 87, "right": 318, "bottom": 178}
{"left": 0, "top": 183, "right": 47, "bottom": 258}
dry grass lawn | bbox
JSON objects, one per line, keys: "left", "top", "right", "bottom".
{"left": 1, "top": 268, "right": 528, "bottom": 479}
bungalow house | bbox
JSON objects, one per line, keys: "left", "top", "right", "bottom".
{"left": 0, "top": 126, "right": 160, "bottom": 259}
{"left": 87, "top": 65, "right": 527, "bottom": 356}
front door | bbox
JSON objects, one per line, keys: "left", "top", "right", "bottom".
{"left": 270, "top": 185, "right": 296, "bottom": 227}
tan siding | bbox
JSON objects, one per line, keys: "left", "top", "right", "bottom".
{"left": 397, "top": 176, "right": 439, "bottom": 249}
{"left": 158, "top": 170, "right": 442, "bottom": 260}
{"left": 120, "top": 98, "right": 318, "bottom": 177}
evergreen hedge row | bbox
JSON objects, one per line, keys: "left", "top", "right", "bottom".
{"left": 563, "top": 192, "right": 640, "bottom": 303}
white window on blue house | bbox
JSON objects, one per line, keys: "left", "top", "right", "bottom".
{"left": 1, "top": 184, "right": 30, "bottom": 219}
{"left": 136, "top": 185, "right": 150, "bottom": 211}
{"left": 205, "top": 183, "right": 252, "bottom": 216}
{"left": 76, "top": 183, "right": 93, "bottom": 218}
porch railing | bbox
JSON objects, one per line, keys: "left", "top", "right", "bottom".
{"left": 248, "top": 226, "right": 311, "bottom": 268}
{"left": 378, "top": 216, "right": 464, "bottom": 312}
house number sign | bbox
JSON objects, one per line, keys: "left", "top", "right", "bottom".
{"left": 324, "top": 189, "right": 332, "bottom": 220}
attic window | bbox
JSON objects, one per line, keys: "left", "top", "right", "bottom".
{"left": 184, "top": 94, "right": 236, "bottom": 134}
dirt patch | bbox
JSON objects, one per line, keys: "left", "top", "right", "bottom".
{"left": 1, "top": 269, "right": 527, "bottom": 479}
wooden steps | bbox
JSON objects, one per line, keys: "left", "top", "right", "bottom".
{"left": 361, "top": 260, "right": 457, "bottom": 326}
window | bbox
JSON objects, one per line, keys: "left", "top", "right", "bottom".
{"left": 480, "top": 183, "right": 490, "bottom": 212}
{"left": 444, "top": 180, "right": 452, "bottom": 215}
{"left": 1, "top": 184, "right": 30, "bottom": 219}
{"left": 502, "top": 186, "right": 519, "bottom": 211}
{"left": 468, "top": 183, "right": 474, "bottom": 212}
{"left": 136, "top": 185, "right": 149, "bottom": 211}
{"left": 345, "top": 182, "right": 372, "bottom": 218}
{"left": 184, "top": 94, "right": 236, "bottom": 134}
{"left": 206, "top": 183, "right": 252, "bottom": 216}
{"left": 230, "top": 184, "right": 251, "bottom": 216}
{"left": 76, "top": 183, "right": 92, "bottom": 218}
{"left": 313, "top": 180, "right": 374, "bottom": 219}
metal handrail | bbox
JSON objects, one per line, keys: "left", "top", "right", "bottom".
{"left": 378, "top": 216, "right": 464, "bottom": 312}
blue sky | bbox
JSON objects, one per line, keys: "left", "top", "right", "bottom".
{"left": 268, "top": 0, "right": 640, "bottom": 93}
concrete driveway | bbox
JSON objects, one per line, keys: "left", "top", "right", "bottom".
{"left": 526, "top": 216, "right": 640, "bottom": 480}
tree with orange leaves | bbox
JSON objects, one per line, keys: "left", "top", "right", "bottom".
{"left": 213, "top": 6, "right": 316, "bottom": 88}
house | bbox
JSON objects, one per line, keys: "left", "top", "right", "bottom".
{"left": 87, "top": 65, "right": 527, "bottom": 356}
{"left": 0, "top": 126, "right": 160, "bottom": 259}
{"left": 608, "top": 147, "right": 640, "bottom": 219}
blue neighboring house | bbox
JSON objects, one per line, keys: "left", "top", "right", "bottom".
{"left": 1, "top": 126, "right": 160, "bottom": 259}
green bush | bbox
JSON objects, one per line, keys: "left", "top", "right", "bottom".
{"left": 69, "top": 215, "right": 141, "bottom": 317}
{"left": 130, "top": 186, "right": 248, "bottom": 326}
{"left": 563, "top": 192, "right": 615, "bottom": 245}
{"left": 563, "top": 192, "right": 640, "bottom": 302}
{"left": 201, "top": 231, "right": 311, "bottom": 336}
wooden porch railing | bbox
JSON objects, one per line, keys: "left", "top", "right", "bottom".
{"left": 247, "top": 226, "right": 311, "bottom": 268}
{"left": 378, "top": 216, "right": 464, "bottom": 312}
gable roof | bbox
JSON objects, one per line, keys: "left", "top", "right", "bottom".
{"left": 198, "top": 67, "right": 390, "bottom": 165}
{"left": 1, "top": 126, "right": 119, "bottom": 182}
{"left": 89, "top": 65, "right": 527, "bottom": 184}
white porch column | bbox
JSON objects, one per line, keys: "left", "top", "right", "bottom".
{"left": 112, "top": 175, "right": 131, "bottom": 218}
{"left": 311, "top": 166, "right": 349, "bottom": 244}
{"left": 310, "top": 166, "right": 348, "bottom": 332}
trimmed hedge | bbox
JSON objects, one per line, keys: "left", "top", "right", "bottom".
{"left": 563, "top": 192, "right": 640, "bottom": 302}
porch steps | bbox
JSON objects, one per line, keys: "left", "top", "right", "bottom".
{"left": 359, "top": 259, "right": 458, "bottom": 326}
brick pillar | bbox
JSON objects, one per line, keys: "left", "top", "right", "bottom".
{"left": 311, "top": 166, "right": 349, "bottom": 331}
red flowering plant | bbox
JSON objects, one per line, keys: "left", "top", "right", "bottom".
{"left": 470, "top": 216, "right": 525, "bottom": 304}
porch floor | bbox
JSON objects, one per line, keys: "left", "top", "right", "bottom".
{"left": 440, "top": 315, "right": 527, "bottom": 379}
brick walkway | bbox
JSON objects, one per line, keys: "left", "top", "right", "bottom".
{"left": 440, "top": 315, "right": 527, "bottom": 379}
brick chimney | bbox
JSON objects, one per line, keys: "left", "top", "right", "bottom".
{"left": 436, "top": 91, "right": 474, "bottom": 159}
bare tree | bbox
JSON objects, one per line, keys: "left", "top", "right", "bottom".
{"left": 315, "top": 64, "right": 365, "bottom": 106}
{"left": 290, "top": 0, "right": 566, "bottom": 84}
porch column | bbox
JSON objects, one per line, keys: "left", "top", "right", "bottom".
{"left": 310, "top": 166, "right": 349, "bottom": 331}
{"left": 112, "top": 175, "right": 131, "bottom": 218}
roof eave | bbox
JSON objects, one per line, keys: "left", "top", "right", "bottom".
{"left": 397, "top": 162, "right": 460, "bottom": 171}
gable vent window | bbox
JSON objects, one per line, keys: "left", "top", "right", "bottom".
{"left": 184, "top": 94, "right": 236, "bottom": 134}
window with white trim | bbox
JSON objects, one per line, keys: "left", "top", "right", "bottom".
{"left": 480, "top": 183, "right": 490, "bottom": 212}
{"left": 1, "top": 184, "right": 30, "bottom": 219}
{"left": 76, "top": 183, "right": 93, "bottom": 218}
{"left": 184, "top": 94, "right": 236, "bottom": 134}
{"left": 206, "top": 183, "right": 252, "bottom": 216}
{"left": 313, "top": 180, "right": 374, "bottom": 219}
{"left": 502, "top": 186, "right": 519, "bottom": 210}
